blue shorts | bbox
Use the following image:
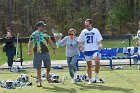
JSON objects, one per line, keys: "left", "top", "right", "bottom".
{"left": 84, "top": 50, "right": 100, "bottom": 61}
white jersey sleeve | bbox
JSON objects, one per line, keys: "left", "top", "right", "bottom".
{"left": 95, "top": 28, "right": 103, "bottom": 42}
{"left": 77, "top": 30, "right": 85, "bottom": 42}
{"left": 137, "top": 30, "right": 140, "bottom": 40}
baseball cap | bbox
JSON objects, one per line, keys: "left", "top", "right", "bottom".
{"left": 37, "top": 21, "right": 46, "bottom": 27}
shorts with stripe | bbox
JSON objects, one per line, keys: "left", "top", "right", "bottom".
{"left": 84, "top": 50, "right": 100, "bottom": 61}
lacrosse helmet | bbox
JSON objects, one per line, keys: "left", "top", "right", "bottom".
{"left": 16, "top": 74, "right": 29, "bottom": 83}
{"left": 75, "top": 73, "right": 83, "bottom": 82}
{"left": 82, "top": 74, "right": 89, "bottom": 81}
{"left": 5, "top": 80, "right": 16, "bottom": 89}
{"left": 48, "top": 73, "right": 59, "bottom": 83}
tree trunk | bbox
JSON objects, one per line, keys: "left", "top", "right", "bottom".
{"left": 7, "top": 0, "right": 15, "bottom": 28}
{"left": 92, "top": 0, "right": 106, "bottom": 34}
{"left": 128, "top": 0, "right": 135, "bottom": 21}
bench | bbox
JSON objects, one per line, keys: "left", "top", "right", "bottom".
{"left": 76, "top": 47, "right": 139, "bottom": 70}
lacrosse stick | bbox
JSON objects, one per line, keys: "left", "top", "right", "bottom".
{"left": 80, "top": 77, "right": 86, "bottom": 84}
{"left": 15, "top": 33, "right": 19, "bottom": 62}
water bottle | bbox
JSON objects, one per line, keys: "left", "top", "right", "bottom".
{"left": 52, "top": 31, "right": 63, "bottom": 48}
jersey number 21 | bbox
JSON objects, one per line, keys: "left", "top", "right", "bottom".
{"left": 86, "top": 36, "right": 93, "bottom": 43}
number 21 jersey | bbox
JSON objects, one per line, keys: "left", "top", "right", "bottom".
{"left": 77, "top": 28, "right": 103, "bottom": 51}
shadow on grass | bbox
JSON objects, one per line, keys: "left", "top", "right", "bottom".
{"left": 75, "top": 83, "right": 133, "bottom": 93}
{"left": 42, "top": 85, "right": 76, "bottom": 93}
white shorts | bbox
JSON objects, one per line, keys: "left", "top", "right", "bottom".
{"left": 84, "top": 50, "right": 100, "bottom": 61}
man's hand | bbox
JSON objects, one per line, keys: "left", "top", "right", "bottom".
{"left": 79, "top": 46, "right": 84, "bottom": 51}
{"left": 137, "top": 40, "right": 140, "bottom": 46}
{"left": 97, "top": 41, "right": 102, "bottom": 50}
{"left": 48, "top": 38, "right": 56, "bottom": 55}
{"left": 78, "top": 42, "right": 84, "bottom": 52}
{"left": 99, "top": 44, "right": 102, "bottom": 50}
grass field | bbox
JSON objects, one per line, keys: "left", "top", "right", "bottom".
{"left": 0, "top": 66, "right": 140, "bottom": 93}
{"left": 0, "top": 39, "right": 139, "bottom": 93}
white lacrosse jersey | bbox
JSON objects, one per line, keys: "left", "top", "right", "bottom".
{"left": 77, "top": 28, "right": 103, "bottom": 51}
{"left": 137, "top": 29, "right": 140, "bottom": 40}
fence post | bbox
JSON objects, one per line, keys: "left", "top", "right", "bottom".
{"left": 19, "top": 39, "right": 23, "bottom": 66}
{"left": 129, "top": 36, "right": 132, "bottom": 66}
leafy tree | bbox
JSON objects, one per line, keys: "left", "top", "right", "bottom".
{"left": 107, "top": 0, "right": 131, "bottom": 34}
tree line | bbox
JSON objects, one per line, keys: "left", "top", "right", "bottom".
{"left": 0, "top": 0, "right": 140, "bottom": 37}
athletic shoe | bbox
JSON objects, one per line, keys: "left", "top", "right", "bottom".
{"left": 95, "top": 79, "right": 102, "bottom": 83}
{"left": 36, "top": 82, "right": 42, "bottom": 87}
{"left": 88, "top": 78, "right": 95, "bottom": 85}
{"left": 36, "top": 78, "right": 42, "bottom": 87}
{"left": 88, "top": 80, "right": 92, "bottom": 85}
{"left": 93, "top": 78, "right": 104, "bottom": 83}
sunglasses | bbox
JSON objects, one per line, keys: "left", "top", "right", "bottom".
{"left": 69, "top": 34, "right": 74, "bottom": 36}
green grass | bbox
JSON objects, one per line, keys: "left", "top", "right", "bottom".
{"left": 0, "top": 39, "right": 137, "bottom": 65}
{"left": 0, "top": 66, "right": 140, "bottom": 93}
{"left": 0, "top": 39, "right": 139, "bottom": 93}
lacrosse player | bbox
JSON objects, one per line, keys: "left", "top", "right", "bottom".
{"left": 77, "top": 19, "right": 103, "bottom": 84}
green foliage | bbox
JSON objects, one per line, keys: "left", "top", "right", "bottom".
{"left": 135, "top": 0, "right": 140, "bottom": 18}
{"left": 1, "top": 0, "right": 140, "bottom": 36}
{"left": 107, "top": 0, "right": 131, "bottom": 33}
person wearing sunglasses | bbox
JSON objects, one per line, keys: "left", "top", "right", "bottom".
{"left": 77, "top": 19, "right": 103, "bottom": 84}
{"left": 3, "top": 27, "right": 16, "bottom": 70}
{"left": 54, "top": 28, "right": 79, "bottom": 83}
